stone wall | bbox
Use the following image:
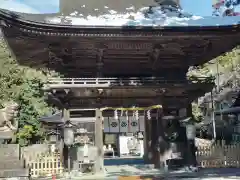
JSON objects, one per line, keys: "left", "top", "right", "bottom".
{"left": 21, "top": 144, "right": 50, "bottom": 157}
{"left": 0, "top": 144, "right": 29, "bottom": 179}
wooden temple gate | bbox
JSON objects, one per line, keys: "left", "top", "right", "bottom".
{"left": 0, "top": 1, "right": 239, "bottom": 178}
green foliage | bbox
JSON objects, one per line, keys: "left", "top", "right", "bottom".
{"left": 192, "top": 102, "right": 203, "bottom": 122}
{"left": 217, "top": 48, "right": 239, "bottom": 67}
{"left": 200, "top": 47, "right": 239, "bottom": 76}
{"left": 189, "top": 47, "right": 240, "bottom": 122}
{"left": 188, "top": 47, "right": 239, "bottom": 79}
{"left": 187, "top": 75, "right": 215, "bottom": 84}
{"left": 0, "top": 39, "right": 57, "bottom": 146}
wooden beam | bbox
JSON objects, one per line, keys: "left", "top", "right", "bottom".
{"left": 69, "top": 96, "right": 188, "bottom": 100}
{"left": 45, "top": 83, "right": 188, "bottom": 90}
{"left": 67, "top": 98, "right": 190, "bottom": 109}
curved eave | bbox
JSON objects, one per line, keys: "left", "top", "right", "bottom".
{"left": 1, "top": 9, "right": 239, "bottom": 77}
{"left": 0, "top": 9, "right": 240, "bottom": 36}
{"left": 39, "top": 112, "right": 64, "bottom": 123}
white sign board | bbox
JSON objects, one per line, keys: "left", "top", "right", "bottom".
{"left": 119, "top": 136, "right": 131, "bottom": 155}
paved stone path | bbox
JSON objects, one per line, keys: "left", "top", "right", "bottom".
{"left": 118, "top": 177, "right": 240, "bottom": 180}
{"left": 37, "top": 167, "right": 240, "bottom": 180}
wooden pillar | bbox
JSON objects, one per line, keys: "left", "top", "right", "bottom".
{"left": 151, "top": 111, "right": 159, "bottom": 168}
{"left": 187, "top": 103, "right": 192, "bottom": 117}
{"left": 145, "top": 109, "right": 163, "bottom": 168}
{"left": 59, "top": 130, "right": 64, "bottom": 165}
{"left": 62, "top": 107, "right": 70, "bottom": 169}
{"left": 143, "top": 112, "right": 150, "bottom": 163}
{"left": 94, "top": 108, "right": 104, "bottom": 173}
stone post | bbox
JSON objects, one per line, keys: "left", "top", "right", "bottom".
{"left": 94, "top": 108, "right": 104, "bottom": 173}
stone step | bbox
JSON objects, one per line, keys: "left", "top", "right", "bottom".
{"left": 0, "top": 159, "right": 24, "bottom": 169}
{"left": 0, "top": 168, "right": 29, "bottom": 178}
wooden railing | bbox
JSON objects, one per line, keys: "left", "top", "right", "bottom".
{"left": 45, "top": 77, "right": 212, "bottom": 89}
{"left": 196, "top": 141, "right": 240, "bottom": 168}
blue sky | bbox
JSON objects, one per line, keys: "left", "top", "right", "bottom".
{"left": 181, "top": 0, "right": 212, "bottom": 16}
{"left": 0, "top": 0, "right": 59, "bottom": 14}
{"left": 0, "top": 0, "right": 239, "bottom": 16}
{"left": 181, "top": 0, "right": 239, "bottom": 16}
{"left": 1, "top": 0, "right": 212, "bottom": 15}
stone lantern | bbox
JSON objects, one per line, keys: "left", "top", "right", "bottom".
{"left": 47, "top": 131, "right": 60, "bottom": 143}
{"left": 61, "top": 121, "right": 75, "bottom": 173}
{"left": 185, "top": 121, "right": 196, "bottom": 140}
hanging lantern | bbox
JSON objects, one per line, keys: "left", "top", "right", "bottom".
{"left": 186, "top": 122, "right": 196, "bottom": 140}
{"left": 49, "top": 134, "right": 57, "bottom": 143}
{"left": 63, "top": 126, "right": 75, "bottom": 146}
{"left": 47, "top": 130, "right": 60, "bottom": 143}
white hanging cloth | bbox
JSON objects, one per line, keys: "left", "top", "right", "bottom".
{"left": 129, "top": 112, "right": 139, "bottom": 132}
{"left": 139, "top": 115, "right": 145, "bottom": 132}
{"left": 103, "top": 117, "right": 110, "bottom": 132}
{"left": 119, "top": 111, "right": 128, "bottom": 133}
{"left": 109, "top": 117, "right": 119, "bottom": 133}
